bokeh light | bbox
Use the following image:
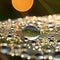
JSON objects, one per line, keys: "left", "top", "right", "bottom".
{"left": 12, "top": 0, "right": 34, "bottom": 12}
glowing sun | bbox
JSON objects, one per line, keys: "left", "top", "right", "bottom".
{"left": 12, "top": 0, "right": 34, "bottom": 12}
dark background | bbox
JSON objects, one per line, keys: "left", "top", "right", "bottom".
{"left": 0, "top": 0, "right": 60, "bottom": 21}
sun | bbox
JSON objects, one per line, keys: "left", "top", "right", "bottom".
{"left": 12, "top": 0, "right": 34, "bottom": 12}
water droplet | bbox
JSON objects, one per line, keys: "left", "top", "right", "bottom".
{"left": 21, "top": 51, "right": 28, "bottom": 58}
{"left": 22, "top": 25, "right": 40, "bottom": 40}
{"left": 0, "top": 46, "right": 11, "bottom": 54}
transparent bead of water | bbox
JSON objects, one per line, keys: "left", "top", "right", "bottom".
{"left": 22, "top": 25, "right": 40, "bottom": 40}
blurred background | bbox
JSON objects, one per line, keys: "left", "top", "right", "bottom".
{"left": 0, "top": 0, "right": 60, "bottom": 21}
{"left": 0, "top": 0, "right": 60, "bottom": 60}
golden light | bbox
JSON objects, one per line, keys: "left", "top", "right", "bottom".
{"left": 12, "top": 0, "right": 34, "bottom": 12}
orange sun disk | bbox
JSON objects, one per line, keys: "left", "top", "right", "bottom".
{"left": 12, "top": 0, "right": 34, "bottom": 12}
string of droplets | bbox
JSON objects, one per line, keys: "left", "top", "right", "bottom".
{"left": 0, "top": 14, "right": 60, "bottom": 60}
